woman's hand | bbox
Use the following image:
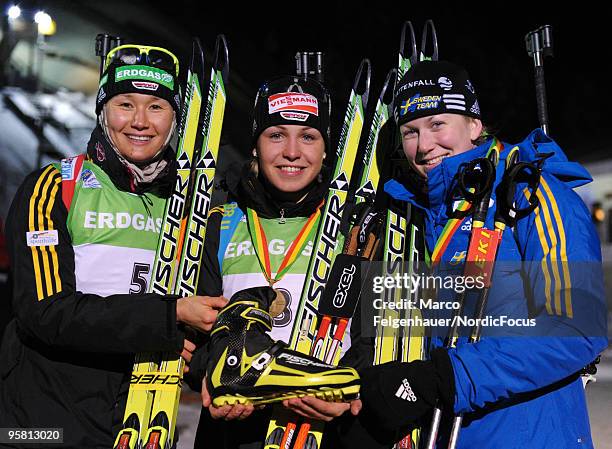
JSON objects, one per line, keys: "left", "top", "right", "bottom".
{"left": 201, "top": 376, "right": 256, "bottom": 421}
{"left": 181, "top": 339, "right": 196, "bottom": 373}
{"left": 282, "top": 396, "right": 357, "bottom": 422}
{"left": 176, "top": 295, "right": 228, "bottom": 333}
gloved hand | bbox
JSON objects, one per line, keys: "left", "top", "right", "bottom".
{"left": 359, "top": 348, "right": 455, "bottom": 430}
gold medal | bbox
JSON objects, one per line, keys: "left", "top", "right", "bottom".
{"left": 269, "top": 289, "right": 287, "bottom": 318}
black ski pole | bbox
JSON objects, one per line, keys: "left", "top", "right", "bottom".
{"left": 446, "top": 149, "right": 544, "bottom": 449}
{"left": 525, "top": 25, "right": 553, "bottom": 136}
{"left": 295, "top": 51, "right": 325, "bottom": 83}
{"left": 95, "top": 34, "right": 124, "bottom": 76}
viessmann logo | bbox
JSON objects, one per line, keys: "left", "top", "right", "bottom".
{"left": 268, "top": 92, "right": 318, "bottom": 116}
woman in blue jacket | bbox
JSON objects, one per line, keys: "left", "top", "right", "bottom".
{"left": 354, "top": 60, "right": 608, "bottom": 448}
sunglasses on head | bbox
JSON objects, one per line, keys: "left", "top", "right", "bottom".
{"left": 105, "top": 44, "right": 179, "bottom": 76}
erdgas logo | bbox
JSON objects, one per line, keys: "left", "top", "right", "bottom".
{"left": 333, "top": 264, "right": 356, "bottom": 308}
{"left": 115, "top": 65, "right": 174, "bottom": 89}
{"left": 83, "top": 211, "right": 162, "bottom": 233}
{"left": 438, "top": 77, "right": 453, "bottom": 90}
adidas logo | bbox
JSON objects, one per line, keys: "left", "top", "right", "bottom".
{"left": 395, "top": 378, "right": 417, "bottom": 402}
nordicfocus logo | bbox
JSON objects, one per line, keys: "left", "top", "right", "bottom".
{"left": 395, "top": 378, "right": 417, "bottom": 402}
{"left": 278, "top": 353, "right": 333, "bottom": 369}
{"left": 438, "top": 76, "right": 453, "bottom": 90}
{"left": 333, "top": 264, "right": 356, "bottom": 308}
{"left": 268, "top": 92, "right": 318, "bottom": 116}
{"left": 132, "top": 81, "right": 159, "bottom": 91}
{"left": 26, "top": 230, "right": 59, "bottom": 247}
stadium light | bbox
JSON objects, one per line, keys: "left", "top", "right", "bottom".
{"left": 34, "top": 10, "right": 55, "bottom": 36}
{"left": 7, "top": 5, "right": 21, "bottom": 20}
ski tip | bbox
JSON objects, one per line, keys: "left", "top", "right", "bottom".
{"left": 214, "top": 34, "right": 230, "bottom": 82}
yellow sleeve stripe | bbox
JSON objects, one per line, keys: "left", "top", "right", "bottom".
{"left": 535, "top": 188, "right": 563, "bottom": 316}
{"left": 525, "top": 188, "right": 553, "bottom": 315}
{"left": 47, "top": 177, "right": 62, "bottom": 295}
{"left": 540, "top": 177, "right": 572, "bottom": 318}
{"left": 28, "top": 166, "right": 62, "bottom": 301}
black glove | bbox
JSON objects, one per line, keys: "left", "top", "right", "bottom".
{"left": 359, "top": 348, "right": 455, "bottom": 430}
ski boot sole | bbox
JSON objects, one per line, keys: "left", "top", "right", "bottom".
{"left": 212, "top": 384, "right": 360, "bottom": 407}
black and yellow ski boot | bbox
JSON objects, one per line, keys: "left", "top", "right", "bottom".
{"left": 206, "top": 286, "right": 360, "bottom": 406}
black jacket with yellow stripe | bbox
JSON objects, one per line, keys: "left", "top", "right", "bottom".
{"left": 0, "top": 131, "right": 183, "bottom": 449}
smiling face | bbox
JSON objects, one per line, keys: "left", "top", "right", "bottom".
{"left": 256, "top": 125, "right": 325, "bottom": 192}
{"left": 105, "top": 93, "right": 175, "bottom": 163}
{"left": 400, "top": 114, "right": 483, "bottom": 178}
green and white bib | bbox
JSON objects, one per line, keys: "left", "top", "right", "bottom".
{"left": 218, "top": 203, "right": 352, "bottom": 352}
{"left": 58, "top": 157, "right": 166, "bottom": 296}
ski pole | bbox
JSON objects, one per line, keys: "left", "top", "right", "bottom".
{"left": 446, "top": 148, "right": 544, "bottom": 449}
{"left": 295, "top": 51, "right": 325, "bottom": 83}
{"left": 94, "top": 34, "right": 123, "bottom": 76}
{"left": 420, "top": 19, "right": 439, "bottom": 62}
{"left": 393, "top": 20, "right": 439, "bottom": 449}
{"left": 424, "top": 146, "right": 500, "bottom": 449}
{"left": 525, "top": 25, "right": 553, "bottom": 136}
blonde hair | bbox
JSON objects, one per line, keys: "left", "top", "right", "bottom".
{"left": 464, "top": 116, "right": 491, "bottom": 146}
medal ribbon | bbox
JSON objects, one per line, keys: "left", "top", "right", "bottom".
{"left": 430, "top": 138, "right": 503, "bottom": 265}
{"left": 246, "top": 205, "right": 321, "bottom": 285}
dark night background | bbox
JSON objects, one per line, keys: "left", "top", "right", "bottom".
{"left": 10, "top": 0, "right": 599, "bottom": 163}
{"left": 144, "top": 2, "right": 608, "bottom": 162}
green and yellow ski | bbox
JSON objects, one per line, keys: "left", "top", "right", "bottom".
{"left": 113, "top": 36, "right": 229, "bottom": 449}
{"left": 264, "top": 60, "right": 371, "bottom": 449}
